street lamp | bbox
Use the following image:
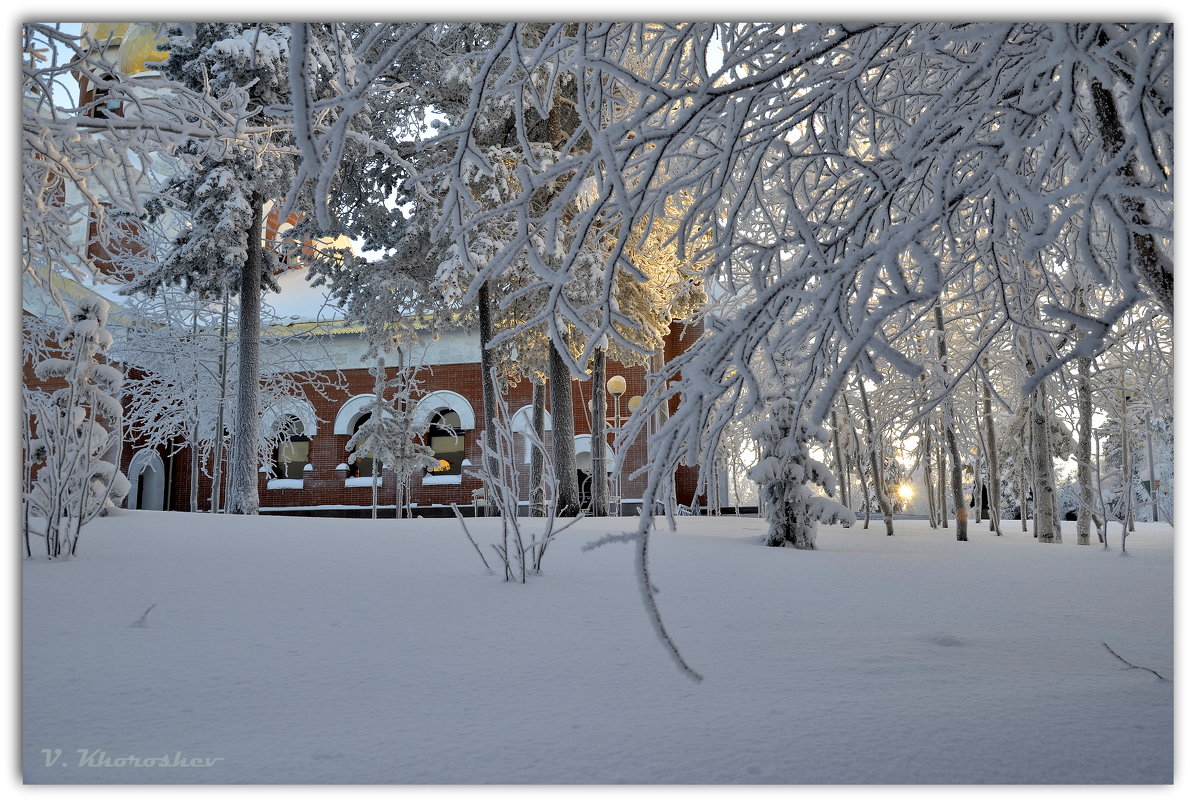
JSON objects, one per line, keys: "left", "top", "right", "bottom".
{"left": 607, "top": 375, "right": 626, "bottom": 515}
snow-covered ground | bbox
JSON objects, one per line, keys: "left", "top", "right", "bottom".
{"left": 22, "top": 511, "right": 1172, "bottom": 785}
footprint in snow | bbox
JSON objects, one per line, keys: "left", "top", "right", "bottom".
{"left": 923, "top": 633, "right": 968, "bottom": 647}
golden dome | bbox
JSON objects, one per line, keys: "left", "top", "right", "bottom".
{"left": 117, "top": 24, "right": 169, "bottom": 75}
{"left": 80, "top": 23, "right": 131, "bottom": 48}
{"left": 79, "top": 23, "right": 167, "bottom": 75}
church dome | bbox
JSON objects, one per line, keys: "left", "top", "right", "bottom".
{"left": 79, "top": 22, "right": 131, "bottom": 48}
{"left": 116, "top": 23, "right": 169, "bottom": 75}
{"left": 79, "top": 23, "right": 167, "bottom": 75}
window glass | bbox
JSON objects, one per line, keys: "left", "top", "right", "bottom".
{"left": 349, "top": 413, "right": 382, "bottom": 477}
{"left": 428, "top": 410, "right": 464, "bottom": 475}
{"left": 273, "top": 415, "right": 310, "bottom": 479}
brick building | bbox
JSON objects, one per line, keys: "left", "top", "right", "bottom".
{"left": 129, "top": 314, "right": 704, "bottom": 517}
{"left": 25, "top": 23, "right": 707, "bottom": 518}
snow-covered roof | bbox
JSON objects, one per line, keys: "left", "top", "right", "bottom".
{"left": 263, "top": 266, "right": 344, "bottom": 325}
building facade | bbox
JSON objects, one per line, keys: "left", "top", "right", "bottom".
{"left": 120, "top": 320, "right": 704, "bottom": 517}
{"left": 27, "top": 23, "right": 707, "bottom": 518}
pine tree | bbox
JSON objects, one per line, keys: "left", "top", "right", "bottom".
{"left": 129, "top": 23, "right": 298, "bottom": 515}
{"left": 751, "top": 398, "right": 854, "bottom": 549}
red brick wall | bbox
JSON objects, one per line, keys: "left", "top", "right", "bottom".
{"left": 130, "top": 323, "right": 706, "bottom": 516}
{"left": 252, "top": 358, "right": 665, "bottom": 514}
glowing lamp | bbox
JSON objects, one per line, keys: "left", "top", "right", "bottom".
{"left": 606, "top": 375, "right": 626, "bottom": 397}
{"left": 627, "top": 395, "right": 643, "bottom": 412}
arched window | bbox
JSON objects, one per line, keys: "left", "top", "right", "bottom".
{"left": 574, "top": 435, "right": 616, "bottom": 511}
{"left": 428, "top": 410, "right": 464, "bottom": 476}
{"left": 411, "top": 390, "right": 475, "bottom": 484}
{"left": 333, "top": 394, "right": 379, "bottom": 434}
{"left": 511, "top": 404, "right": 552, "bottom": 464}
{"left": 349, "top": 413, "right": 382, "bottom": 478}
{"left": 273, "top": 414, "right": 310, "bottom": 480}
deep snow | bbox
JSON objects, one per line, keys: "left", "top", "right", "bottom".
{"left": 22, "top": 511, "right": 1172, "bottom": 785}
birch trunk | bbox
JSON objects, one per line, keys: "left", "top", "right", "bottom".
{"left": 1031, "top": 380, "right": 1060, "bottom": 543}
{"left": 934, "top": 306, "right": 966, "bottom": 541}
{"left": 856, "top": 375, "right": 894, "bottom": 536}
{"left": 938, "top": 440, "right": 948, "bottom": 528}
{"left": 1075, "top": 352, "right": 1094, "bottom": 545}
{"left": 590, "top": 349, "right": 609, "bottom": 516}
{"left": 189, "top": 300, "right": 200, "bottom": 512}
{"left": 1121, "top": 387, "right": 1134, "bottom": 534}
{"left": 982, "top": 360, "right": 1001, "bottom": 535}
{"left": 210, "top": 292, "right": 230, "bottom": 513}
{"left": 830, "top": 407, "right": 849, "bottom": 509}
{"left": 923, "top": 421, "right": 937, "bottom": 528}
{"left": 477, "top": 281, "right": 501, "bottom": 515}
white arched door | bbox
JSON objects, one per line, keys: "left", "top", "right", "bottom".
{"left": 127, "top": 449, "right": 165, "bottom": 510}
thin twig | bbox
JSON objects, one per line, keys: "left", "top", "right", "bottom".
{"left": 131, "top": 603, "right": 158, "bottom": 629}
{"left": 1103, "top": 642, "right": 1167, "bottom": 681}
{"left": 450, "top": 503, "right": 492, "bottom": 572}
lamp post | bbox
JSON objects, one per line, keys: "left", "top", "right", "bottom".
{"left": 606, "top": 375, "right": 625, "bottom": 515}
{"left": 589, "top": 376, "right": 644, "bottom": 516}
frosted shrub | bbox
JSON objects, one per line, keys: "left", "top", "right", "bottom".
{"left": 453, "top": 369, "right": 583, "bottom": 582}
{"left": 23, "top": 297, "right": 129, "bottom": 559}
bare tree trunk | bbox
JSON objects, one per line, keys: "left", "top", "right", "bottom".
{"left": 549, "top": 340, "right": 580, "bottom": 516}
{"left": 856, "top": 375, "right": 894, "bottom": 536}
{"left": 477, "top": 281, "right": 501, "bottom": 516}
{"left": 972, "top": 445, "right": 982, "bottom": 524}
{"left": 189, "top": 299, "right": 201, "bottom": 512}
{"left": 590, "top": 349, "right": 609, "bottom": 516}
{"left": 1094, "top": 429, "right": 1108, "bottom": 545}
{"left": 935, "top": 306, "right": 966, "bottom": 541}
{"left": 1019, "top": 450, "right": 1029, "bottom": 534}
{"left": 189, "top": 418, "right": 201, "bottom": 512}
{"left": 228, "top": 193, "right": 263, "bottom": 515}
{"left": 1121, "top": 386, "right": 1134, "bottom": 534}
{"left": 1145, "top": 414, "right": 1157, "bottom": 523}
{"left": 841, "top": 427, "right": 854, "bottom": 514}
{"left": 923, "top": 421, "right": 937, "bottom": 528}
{"left": 210, "top": 291, "right": 230, "bottom": 513}
{"left": 841, "top": 391, "right": 871, "bottom": 529}
{"left": 1075, "top": 350, "right": 1095, "bottom": 544}
{"left": 982, "top": 361, "right": 1002, "bottom": 536}
{"left": 938, "top": 440, "right": 948, "bottom": 528}
{"left": 1031, "top": 380, "right": 1060, "bottom": 543}
{"left": 830, "top": 407, "right": 849, "bottom": 509}
{"left": 530, "top": 381, "right": 546, "bottom": 517}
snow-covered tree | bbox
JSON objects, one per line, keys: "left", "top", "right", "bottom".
{"left": 751, "top": 398, "right": 854, "bottom": 549}
{"left": 345, "top": 351, "right": 440, "bottom": 518}
{"left": 126, "top": 24, "right": 302, "bottom": 516}
{"left": 33, "top": 22, "right": 1170, "bottom": 679}
{"left": 24, "top": 297, "right": 130, "bottom": 559}
{"left": 113, "top": 286, "right": 347, "bottom": 512}
{"left": 21, "top": 23, "right": 258, "bottom": 309}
